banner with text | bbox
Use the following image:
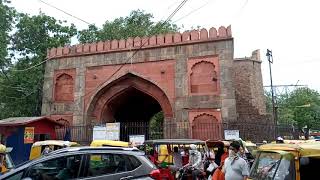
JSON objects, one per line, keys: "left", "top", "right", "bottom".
{"left": 106, "top": 123, "right": 120, "bottom": 141}
{"left": 129, "top": 135, "right": 145, "bottom": 146}
{"left": 93, "top": 126, "right": 107, "bottom": 140}
{"left": 224, "top": 130, "right": 240, "bottom": 140}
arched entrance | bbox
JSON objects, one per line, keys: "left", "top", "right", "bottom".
{"left": 191, "top": 113, "right": 222, "bottom": 140}
{"left": 86, "top": 73, "right": 173, "bottom": 141}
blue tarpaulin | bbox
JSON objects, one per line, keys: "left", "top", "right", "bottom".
{"left": 6, "top": 127, "right": 32, "bottom": 165}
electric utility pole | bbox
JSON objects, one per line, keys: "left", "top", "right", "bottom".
{"left": 266, "top": 49, "right": 278, "bottom": 134}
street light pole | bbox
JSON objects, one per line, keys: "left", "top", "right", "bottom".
{"left": 266, "top": 49, "right": 278, "bottom": 137}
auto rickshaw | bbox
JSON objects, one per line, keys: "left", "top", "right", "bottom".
{"left": 245, "top": 141, "right": 257, "bottom": 154}
{"left": 90, "top": 140, "right": 130, "bottom": 147}
{"left": 248, "top": 142, "right": 320, "bottom": 180}
{"left": 270, "top": 139, "right": 317, "bottom": 144}
{"left": 29, "top": 140, "right": 80, "bottom": 160}
{"left": 0, "top": 144, "right": 14, "bottom": 174}
{"left": 144, "top": 139, "right": 206, "bottom": 180}
{"left": 88, "top": 140, "right": 131, "bottom": 170}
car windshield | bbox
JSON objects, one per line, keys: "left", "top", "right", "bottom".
{"left": 250, "top": 152, "right": 294, "bottom": 180}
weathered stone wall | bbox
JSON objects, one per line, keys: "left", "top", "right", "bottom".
{"left": 233, "top": 50, "right": 271, "bottom": 124}
{"left": 42, "top": 26, "right": 237, "bottom": 139}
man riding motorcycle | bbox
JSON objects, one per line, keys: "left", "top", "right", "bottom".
{"left": 183, "top": 144, "right": 204, "bottom": 180}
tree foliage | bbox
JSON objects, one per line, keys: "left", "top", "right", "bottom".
{"left": 0, "top": 0, "right": 15, "bottom": 69}
{"left": 0, "top": 8, "right": 179, "bottom": 120}
{"left": 266, "top": 87, "right": 320, "bottom": 138}
{"left": 12, "top": 13, "right": 77, "bottom": 57}
{"left": 0, "top": 12, "right": 77, "bottom": 119}
{"left": 149, "top": 111, "right": 164, "bottom": 139}
{"left": 282, "top": 88, "right": 320, "bottom": 128}
{"left": 78, "top": 10, "right": 179, "bottom": 43}
{"left": 264, "top": 90, "right": 273, "bottom": 114}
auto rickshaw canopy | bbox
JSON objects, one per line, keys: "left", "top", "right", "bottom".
{"left": 0, "top": 144, "right": 6, "bottom": 153}
{"left": 244, "top": 141, "right": 257, "bottom": 147}
{"left": 258, "top": 142, "right": 320, "bottom": 157}
{"left": 90, "top": 140, "right": 129, "bottom": 147}
{"left": 205, "top": 139, "right": 231, "bottom": 148}
{"left": 270, "top": 139, "right": 317, "bottom": 144}
{"left": 31, "top": 140, "right": 80, "bottom": 148}
{"left": 144, "top": 139, "right": 205, "bottom": 145}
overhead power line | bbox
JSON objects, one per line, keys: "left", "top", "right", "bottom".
{"left": 38, "top": 0, "right": 92, "bottom": 25}
{"left": 81, "top": 0, "right": 189, "bottom": 98}
{"left": 173, "top": 0, "right": 213, "bottom": 23}
{"left": 8, "top": 0, "right": 90, "bottom": 72}
{"left": 230, "top": 0, "right": 249, "bottom": 24}
{"left": 11, "top": 0, "right": 188, "bottom": 73}
{"left": 5, "top": 0, "right": 190, "bottom": 100}
{"left": 264, "top": 84, "right": 307, "bottom": 88}
{"left": 10, "top": 58, "right": 49, "bottom": 72}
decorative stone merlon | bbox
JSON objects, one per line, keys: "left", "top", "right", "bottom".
{"left": 46, "top": 26, "right": 232, "bottom": 59}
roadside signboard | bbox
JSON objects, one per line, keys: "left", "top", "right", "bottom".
{"left": 93, "top": 126, "right": 107, "bottom": 140}
{"left": 106, "top": 123, "right": 120, "bottom": 141}
{"left": 224, "top": 130, "right": 240, "bottom": 140}
{"left": 129, "top": 135, "right": 145, "bottom": 146}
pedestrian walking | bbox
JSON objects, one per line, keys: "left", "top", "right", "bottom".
{"left": 223, "top": 141, "right": 249, "bottom": 180}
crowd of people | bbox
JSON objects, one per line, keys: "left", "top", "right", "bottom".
{"left": 147, "top": 140, "right": 253, "bottom": 180}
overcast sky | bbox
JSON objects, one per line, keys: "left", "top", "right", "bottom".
{"left": 10, "top": 0, "right": 320, "bottom": 92}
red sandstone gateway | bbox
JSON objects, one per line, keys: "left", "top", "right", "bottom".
{"left": 42, "top": 26, "right": 267, "bottom": 142}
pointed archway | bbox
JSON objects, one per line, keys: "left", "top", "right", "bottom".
{"left": 86, "top": 73, "right": 173, "bottom": 140}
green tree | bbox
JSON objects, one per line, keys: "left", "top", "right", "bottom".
{"left": 149, "top": 111, "right": 164, "bottom": 139}
{"left": 78, "top": 10, "right": 179, "bottom": 43}
{"left": 279, "top": 87, "right": 320, "bottom": 139}
{"left": 264, "top": 90, "right": 273, "bottom": 114}
{"left": 0, "top": 12, "right": 77, "bottom": 119}
{"left": 0, "top": 9, "right": 178, "bottom": 120}
{"left": 0, "top": 0, "right": 15, "bottom": 70}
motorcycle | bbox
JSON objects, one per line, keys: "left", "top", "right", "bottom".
{"left": 176, "top": 165, "right": 207, "bottom": 180}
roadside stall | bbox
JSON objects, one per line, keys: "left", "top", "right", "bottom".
{"left": 0, "top": 117, "right": 63, "bottom": 164}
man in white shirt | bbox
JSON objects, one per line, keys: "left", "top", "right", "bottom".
{"left": 185, "top": 144, "right": 203, "bottom": 180}
{"left": 223, "top": 141, "right": 249, "bottom": 180}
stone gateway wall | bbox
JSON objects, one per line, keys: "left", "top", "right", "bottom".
{"left": 42, "top": 26, "right": 268, "bottom": 140}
